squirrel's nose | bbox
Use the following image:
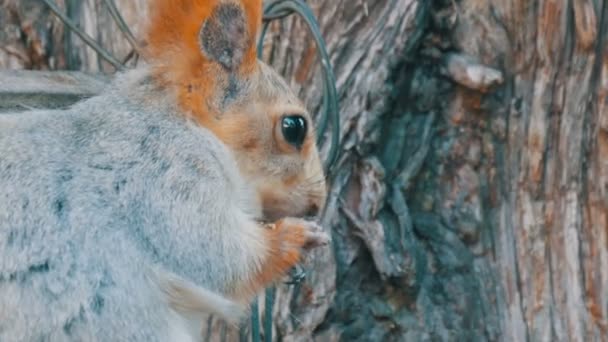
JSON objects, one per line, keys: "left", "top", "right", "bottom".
{"left": 305, "top": 203, "right": 320, "bottom": 217}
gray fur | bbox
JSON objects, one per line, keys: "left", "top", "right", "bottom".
{"left": 0, "top": 67, "right": 262, "bottom": 341}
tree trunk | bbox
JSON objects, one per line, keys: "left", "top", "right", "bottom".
{"left": 1, "top": 0, "right": 607, "bottom": 341}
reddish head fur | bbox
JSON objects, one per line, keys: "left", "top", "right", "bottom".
{"left": 143, "top": 0, "right": 262, "bottom": 128}
{"left": 145, "top": 0, "right": 261, "bottom": 73}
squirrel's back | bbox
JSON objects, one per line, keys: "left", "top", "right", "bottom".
{"left": 0, "top": 67, "right": 256, "bottom": 341}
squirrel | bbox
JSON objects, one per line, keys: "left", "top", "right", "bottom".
{"left": 0, "top": 0, "right": 330, "bottom": 341}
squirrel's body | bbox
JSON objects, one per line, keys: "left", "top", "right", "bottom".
{"left": 0, "top": 0, "right": 329, "bottom": 340}
{"left": 0, "top": 67, "right": 259, "bottom": 341}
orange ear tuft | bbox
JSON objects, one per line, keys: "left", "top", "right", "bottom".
{"left": 144, "top": 0, "right": 262, "bottom": 78}
{"left": 142, "top": 0, "right": 263, "bottom": 131}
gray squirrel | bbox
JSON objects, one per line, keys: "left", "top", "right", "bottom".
{"left": 0, "top": 0, "right": 330, "bottom": 341}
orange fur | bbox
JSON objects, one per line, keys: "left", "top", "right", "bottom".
{"left": 231, "top": 219, "right": 308, "bottom": 302}
{"left": 143, "top": 0, "right": 262, "bottom": 125}
{"left": 145, "top": 0, "right": 260, "bottom": 72}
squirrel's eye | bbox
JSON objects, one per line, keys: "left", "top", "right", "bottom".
{"left": 281, "top": 115, "right": 307, "bottom": 148}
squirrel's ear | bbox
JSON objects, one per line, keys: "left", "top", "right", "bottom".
{"left": 200, "top": 3, "right": 247, "bottom": 71}
{"left": 145, "top": 0, "right": 262, "bottom": 75}
{"left": 200, "top": 1, "right": 261, "bottom": 72}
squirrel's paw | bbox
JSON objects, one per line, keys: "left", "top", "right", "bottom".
{"left": 273, "top": 217, "right": 331, "bottom": 251}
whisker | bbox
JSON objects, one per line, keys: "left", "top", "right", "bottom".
{"left": 299, "top": 174, "right": 326, "bottom": 185}
{"left": 301, "top": 179, "right": 326, "bottom": 188}
{"left": 299, "top": 171, "right": 327, "bottom": 183}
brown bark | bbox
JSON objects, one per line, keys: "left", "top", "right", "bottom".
{"left": 1, "top": 0, "right": 607, "bottom": 341}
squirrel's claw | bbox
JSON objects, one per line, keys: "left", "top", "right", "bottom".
{"left": 285, "top": 265, "right": 307, "bottom": 285}
{"left": 301, "top": 220, "right": 331, "bottom": 249}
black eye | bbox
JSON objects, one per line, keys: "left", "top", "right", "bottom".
{"left": 281, "top": 115, "right": 307, "bottom": 148}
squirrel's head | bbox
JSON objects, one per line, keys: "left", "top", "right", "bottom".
{"left": 144, "top": 0, "right": 326, "bottom": 221}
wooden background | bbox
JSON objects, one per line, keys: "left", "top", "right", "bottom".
{"left": 1, "top": 0, "right": 607, "bottom": 340}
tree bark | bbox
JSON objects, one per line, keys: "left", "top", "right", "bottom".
{"left": 1, "top": 0, "right": 607, "bottom": 341}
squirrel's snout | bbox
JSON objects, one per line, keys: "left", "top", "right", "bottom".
{"left": 260, "top": 191, "right": 325, "bottom": 221}
{"left": 305, "top": 203, "right": 320, "bottom": 217}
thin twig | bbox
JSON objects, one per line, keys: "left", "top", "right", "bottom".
{"left": 250, "top": 298, "right": 261, "bottom": 342}
{"left": 121, "top": 49, "right": 137, "bottom": 65}
{"left": 204, "top": 316, "right": 214, "bottom": 342}
{"left": 40, "top": 0, "right": 124, "bottom": 70}
{"left": 101, "top": 0, "right": 141, "bottom": 53}
{"left": 264, "top": 287, "right": 276, "bottom": 342}
{"left": 259, "top": 0, "right": 340, "bottom": 174}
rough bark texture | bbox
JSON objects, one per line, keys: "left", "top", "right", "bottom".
{"left": 1, "top": 0, "right": 608, "bottom": 341}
